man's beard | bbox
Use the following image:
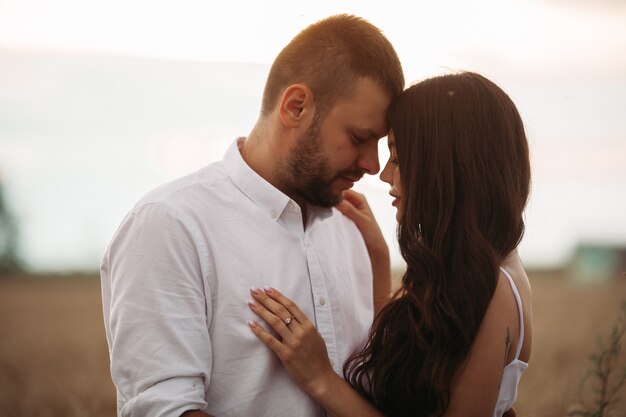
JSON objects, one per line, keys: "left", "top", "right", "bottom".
{"left": 277, "top": 113, "right": 362, "bottom": 207}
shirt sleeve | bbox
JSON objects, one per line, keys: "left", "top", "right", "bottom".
{"left": 103, "top": 202, "right": 212, "bottom": 417}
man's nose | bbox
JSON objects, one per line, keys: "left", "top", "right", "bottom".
{"left": 358, "top": 142, "right": 380, "bottom": 175}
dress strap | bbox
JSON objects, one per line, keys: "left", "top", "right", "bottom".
{"left": 499, "top": 266, "right": 525, "bottom": 359}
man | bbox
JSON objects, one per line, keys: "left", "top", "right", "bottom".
{"left": 101, "top": 14, "right": 404, "bottom": 417}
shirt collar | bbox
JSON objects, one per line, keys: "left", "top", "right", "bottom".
{"left": 222, "top": 138, "right": 333, "bottom": 223}
{"left": 222, "top": 138, "right": 291, "bottom": 222}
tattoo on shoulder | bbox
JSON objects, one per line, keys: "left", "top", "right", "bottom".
{"left": 503, "top": 326, "right": 511, "bottom": 367}
{"left": 498, "top": 327, "right": 512, "bottom": 390}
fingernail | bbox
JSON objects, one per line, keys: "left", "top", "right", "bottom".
{"left": 250, "top": 287, "right": 261, "bottom": 295}
{"left": 248, "top": 320, "right": 257, "bottom": 328}
{"left": 247, "top": 299, "right": 257, "bottom": 308}
{"left": 264, "top": 286, "right": 273, "bottom": 294}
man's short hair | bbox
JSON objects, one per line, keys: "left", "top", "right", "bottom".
{"left": 261, "top": 14, "right": 405, "bottom": 117}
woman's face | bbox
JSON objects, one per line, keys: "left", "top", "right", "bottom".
{"left": 380, "top": 131, "right": 403, "bottom": 222}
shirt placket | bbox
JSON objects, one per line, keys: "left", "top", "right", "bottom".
{"left": 303, "top": 231, "right": 340, "bottom": 374}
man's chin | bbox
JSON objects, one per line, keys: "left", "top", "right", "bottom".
{"left": 302, "top": 191, "right": 343, "bottom": 208}
{"left": 298, "top": 178, "right": 349, "bottom": 207}
{"left": 335, "top": 175, "right": 357, "bottom": 191}
{"left": 315, "top": 195, "right": 343, "bottom": 208}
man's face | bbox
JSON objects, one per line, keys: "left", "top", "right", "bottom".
{"left": 280, "top": 77, "right": 392, "bottom": 207}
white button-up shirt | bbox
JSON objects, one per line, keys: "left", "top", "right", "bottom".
{"left": 101, "top": 139, "right": 374, "bottom": 417}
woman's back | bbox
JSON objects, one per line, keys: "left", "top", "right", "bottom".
{"left": 444, "top": 251, "right": 532, "bottom": 417}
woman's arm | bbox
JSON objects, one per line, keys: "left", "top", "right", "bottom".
{"left": 336, "top": 190, "right": 392, "bottom": 315}
{"left": 248, "top": 287, "right": 386, "bottom": 417}
{"left": 248, "top": 285, "right": 520, "bottom": 417}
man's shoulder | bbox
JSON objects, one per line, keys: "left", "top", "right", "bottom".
{"left": 134, "top": 161, "right": 231, "bottom": 210}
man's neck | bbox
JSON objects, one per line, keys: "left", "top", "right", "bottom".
{"left": 240, "top": 126, "right": 310, "bottom": 226}
{"left": 239, "top": 132, "right": 276, "bottom": 188}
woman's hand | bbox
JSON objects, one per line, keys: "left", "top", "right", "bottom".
{"left": 337, "top": 190, "right": 388, "bottom": 256}
{"left": 248, "top": 286, "right": 336, "bottom": 397}
{"left": 337, "top": 190, "right": 392, "bottom": 313}
{"left": 248, "top": 286, "right": 388, "bottom": 417}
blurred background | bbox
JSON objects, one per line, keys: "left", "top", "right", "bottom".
{"left": 1, "top": 0, "right": 625, "bottom": 416}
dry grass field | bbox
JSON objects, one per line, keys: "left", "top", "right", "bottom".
{"left": 1, "top": 272, "right": 625, "bottom": 417}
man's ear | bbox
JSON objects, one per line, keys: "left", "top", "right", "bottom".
{"left": 278, "top": 84, "right": 314, "bottom": 128}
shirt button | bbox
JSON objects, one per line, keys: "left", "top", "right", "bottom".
{"left": 270, "top": 210, "right": 278, "bottom": 219}
{"left": 319, "top": 297, "right": 326, "bottom": 306}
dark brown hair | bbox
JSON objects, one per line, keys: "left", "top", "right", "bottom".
{"left": 261, "top": 14, "right": 404, "bottom": 117}
{"left": 345, "top": 72, "right": 531, "bottom": 416}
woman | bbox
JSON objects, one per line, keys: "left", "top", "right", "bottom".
{"left": 247, "top": 72, "right": 532, "bottom": 417}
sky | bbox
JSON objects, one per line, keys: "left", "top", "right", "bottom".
{"left": 0, "top": 0, "right": 625, "bottom": 271}
{"left": 1, "top": 0, "right": 625, "bottom": 77}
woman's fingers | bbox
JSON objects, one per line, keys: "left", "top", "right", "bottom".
{"left": 261, "top": 287, "right": 310, "bottom": 325}
{"left": 248, "top": 292, "right": 294, "bottom": 340}
{"left": 248, "top": 288, "right": 336, "bottom": 394}
{"left": 250, "top": 286, "right": 293, "bottom": 319}
{"left": 248, "top": 319, "right": 289, "bottom": 358}
{"left": 337, "top": 191, "right": 374, "bottom": 227}
{"left": 343, "top": 190, "right": 373, "bottom": 215}
{"left": 342, "top": 189, "right": 367, "bottom": 208}
{"left": 338, "top": 191, "right": 388, "bottom": 258}
{"left": 336, "top": 199, "right": 359, "bottom": 220}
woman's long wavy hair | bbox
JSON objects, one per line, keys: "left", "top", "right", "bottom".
{"left": 344, "top": 72, "right": 531, "bottom": 416}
